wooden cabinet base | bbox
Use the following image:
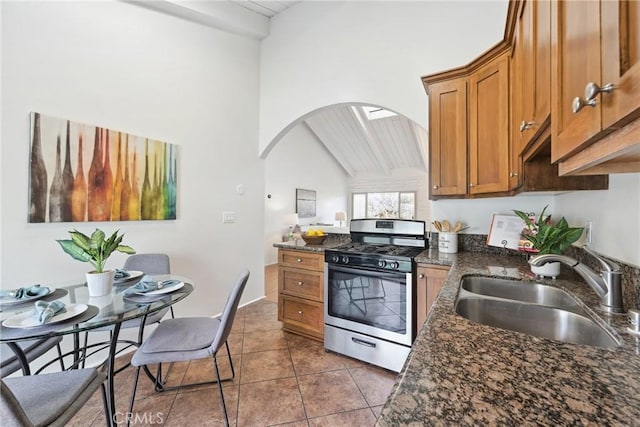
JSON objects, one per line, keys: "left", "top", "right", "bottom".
{"left": 279, "top": 294, "right": 323, "bottom": 341}
{"left": 277, "top": 248, "right": 325, "bottom": 341}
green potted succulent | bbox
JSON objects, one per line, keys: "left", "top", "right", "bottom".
{"left": 57, "top": 229, "right": 136, "bottom": 296}
{"left": 513, "top": 206, "right": 584, "bottom": 277}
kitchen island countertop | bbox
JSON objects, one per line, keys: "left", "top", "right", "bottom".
{"left": 379, "top": 250, "right": 640, "bottom": 425}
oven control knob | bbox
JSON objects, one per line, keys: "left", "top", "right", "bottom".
{"left": 378, "top": 259, "right": 387, "bottom": 268}
{"left": 389, "top": 261, "right": 400, "bottom": 270}
{"left": 340, "top": 256, "right": 349, "bottom": 264}
{"left": 330, "top": 255, "right": 340, "bottom": 263}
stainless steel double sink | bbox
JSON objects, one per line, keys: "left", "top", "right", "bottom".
{"left": 455, "top": 276, "right": 621, "bottom": 348}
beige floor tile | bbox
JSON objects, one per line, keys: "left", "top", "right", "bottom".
{"left": 284, "top": 332, "right": 323, "bottom": 349}
{"left": 243, "top": 313, "right": 283, "bottom": 333}
{"left": 166, "top": 385, "right": 239, "bottom": 426}
{"left": 242, "top": 329, "right": 288, "bottom": 353}
{"left": 237, "top": 377, "right": 306, "bottom": 426}
{"left": 66, "top": 297, "right": 394, "bottom": 426}
{"left": 297, "top": 370, "right": 368, "bottom": 418}
{"left": 290, "top": 345, "right": 346, "bottom": 376}
{"left": 307, "top": 408, "right": 377, "bottom": 427}
{"left": 240, "top": 349, "right": 294, "bottom": 384}
{"left": 348, "top": 365, "right": 397, "bottom": 406}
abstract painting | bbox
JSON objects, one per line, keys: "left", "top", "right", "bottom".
{"left": 296, "top": 188, "right": 316, "bottom": 218}
{"left": 28, "top": 112, "right": 178, "bottom": 223}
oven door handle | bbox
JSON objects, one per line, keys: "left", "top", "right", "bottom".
{"left": 351, "top": 337, "right": 376, "bottom": 348}
{"left": 327, "top": 264, "right": 407, "bottom": 280}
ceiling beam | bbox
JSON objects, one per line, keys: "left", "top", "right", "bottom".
{"left": 123, "top": 0, "right": 271, "bottom": 39}
{"left": 409, "top": 122, "right": 429, "bottom": 170}
{"left": 302, "top": 122, "right": 356, "bottom": 177}
{"left": 351, "top": 106, "right": 391, "bottom": 175}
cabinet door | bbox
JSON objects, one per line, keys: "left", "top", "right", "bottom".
{"left": 551, "top": 0, "right": 602, "bottom": 161}
{"left": 416, "top": 265, "right": 449, "bottom": 330}
{"left": 510, "top": 8, "right": 525, "bottom": 189}
{"left": 601, "top": 0, "right": 640, "bottom": 129}
{"left": 428, "top": 79, "right": 468, "bottom": 197}
{"left": 469, "top": 53, "right": 510, "bottom": 194}
{"left": 518, "top": 0, "right": 552, "bottom": 143}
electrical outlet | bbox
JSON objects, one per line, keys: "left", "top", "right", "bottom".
{"left": 223, "top": 212, "right": 236, "bottom": 223}
{"left": 585, "top": 220, "right": 593, "bottom": 244}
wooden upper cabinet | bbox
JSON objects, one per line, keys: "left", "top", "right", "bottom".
{"left": 552, "top": 0, "right": 640, "bottom": 164}
{"left": 469, "top": 52, "right": 510, "bottom": 194}
{"left": 516, "top": 0, "right": 551, "bottom": 148}
{"left": 551, "top": 0, "right": 604, "bottom": 161}
{"left": 601, "top": 0, "right": 640, "bottom": 129}
{"left": 427, "top": 79, "right": 468, "bottom": 197}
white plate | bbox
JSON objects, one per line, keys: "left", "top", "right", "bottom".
{"left": 114, "top": 270, "right": 144, "bottom": 284}
{"left": 2, "top": 303, "right": 89, "bottom": 328}
{"left": 0, "top": 287, "right": 52, "bottom": 306}
{"left": 136, "top": 281, "right": 184, "bottom": 296}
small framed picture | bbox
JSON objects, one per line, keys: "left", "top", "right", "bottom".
{"left": 296, "top": 188, "right": 316, "bottom": 218}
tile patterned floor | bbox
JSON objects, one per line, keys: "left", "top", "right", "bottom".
{"left": 69, "top": 298, "right": 398, "bottom": 426}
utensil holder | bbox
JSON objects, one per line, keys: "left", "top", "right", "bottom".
{"left": 438, "top": 232, "right": 458, "bottom": 254}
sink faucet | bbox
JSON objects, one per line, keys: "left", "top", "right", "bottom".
{"left": 529, "top": 245, "right": 625, "bottom": 314}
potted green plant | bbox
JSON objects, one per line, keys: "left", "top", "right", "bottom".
{"left": 513, "top": 206, "right": 584, "bottom": 277}
{"left": 57, "top": 229, "right": 136, "bottom": 296}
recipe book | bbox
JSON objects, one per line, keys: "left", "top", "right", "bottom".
{"left": 487, "top": 214, "right": 528, "bottom": 251}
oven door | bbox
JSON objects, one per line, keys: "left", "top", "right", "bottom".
{"left": 324, "top": 263, "right": 412, "bottom": 346}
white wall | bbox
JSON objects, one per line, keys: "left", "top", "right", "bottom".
{"left": 264, "top": 123, "right": 349, "bottom": 264}
{"left": 259, "top": 0, "right": 509, "bottom": 155}
{"left": 555, "top": 174, "right": 640, "bottom": 266}
{"left": 1, "top": 1, "right": 265, "bottom": 320}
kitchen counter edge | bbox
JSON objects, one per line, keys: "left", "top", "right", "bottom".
{"left": 378, "top": 250, "right": 640, "bottom": 426}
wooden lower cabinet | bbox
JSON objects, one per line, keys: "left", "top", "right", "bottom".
{"left": 416, "top": 265, "right": 450, "bottom": 330}
{"left": 277, "top": 249, "right": 324, "bottom": 341}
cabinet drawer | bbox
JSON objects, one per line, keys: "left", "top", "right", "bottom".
{"left": 279, "top": 249, "right": 324, "bottom": 271}
{"left": 279, "top": 295, "right": 323, "bottom": 337}
{"left": 279, "top": 267, "right": 323, "bottom": 301}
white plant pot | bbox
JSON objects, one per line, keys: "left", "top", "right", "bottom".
{"left": 531, "top": 261, "right": 561, "bottom": 279}
{"left": 86, "top": 270, "right": 115, "bottom": 297}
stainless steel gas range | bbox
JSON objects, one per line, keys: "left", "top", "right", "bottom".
{"left": 323, "top": 219, "right": 427, "bottom": 372}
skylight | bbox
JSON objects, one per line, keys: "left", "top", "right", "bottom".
{"left": 362, "top": 106, "right": 398, "bottom": 120}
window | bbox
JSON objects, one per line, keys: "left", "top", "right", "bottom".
{"left": 352, "top": 192, "right": 416, "bottom": 219}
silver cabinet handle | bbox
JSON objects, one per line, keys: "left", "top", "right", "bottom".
{"left": 469, "top": 183, "right": 475, "bottom": 187}
{"left": 432, "top": 184, "right": 439, "bottom": 190}
{"left": 572, "top": 96, "right": 595, "bottom": 113}
{"left": 510, "top": 172, "right": 519, "bottom": 178}
{"left": 519, "top": 120, "right": 534, "bottom": 132}
{"left": 297, "top": 281, "right": 303, "bottom": 286}
{"left": 297, "top": 310, "right": 303, "bottom": 315}
{"left": 296, "top": 258, "right": 302, "bottom": 263}
{"left": 573, "top": 82, "right": 615, "bottom": 113}
{"left": 418, "top": 273, "right": 425, "bottom": 279}
{"left": 585, "top": 82, "right": 615, "bottom": 101}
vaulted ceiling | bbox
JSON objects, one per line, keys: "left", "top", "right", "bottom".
{"left": 139, "top": 1, "right": 429, "bottom": 177}
{"left": 302, "top": 105, "right": 428, "bottom": 177}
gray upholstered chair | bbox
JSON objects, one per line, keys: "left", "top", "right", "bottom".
{"left": 1, "top": 337, "right": 64, "bottom": 377}
{"left": 0, "top": 362, "right": 108, "bottom": 426}
{"left": 127, "top": 269, "right": 250, "bottom": 427}
{"left": 82, "top": 253, "right": 174, "bottom": 366}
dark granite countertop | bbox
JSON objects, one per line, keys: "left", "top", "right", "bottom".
{"left": 378, "top": 250, "right": 640, "bottom": 426}
{"left": 273, "top": 237, "right": 348, "bottom": 253}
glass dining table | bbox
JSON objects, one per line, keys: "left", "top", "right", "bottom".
{"left": 0, "top": 274, "right": 194, "bottom": 426}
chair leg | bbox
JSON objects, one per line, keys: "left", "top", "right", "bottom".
{"left": 127, "top": 366, "right": 142, "bottom": 427}
{"left": 213, "top": 355, "right": 230, "bottom": 427}
{"left": 56, "top": 343, "right": 65, "bottom": 371}
{"left": 224, "top": 341, "right": 235, "bottom": 380}
{"left": 81, "top": 331, "right": 89, "bottom": 368}
{"left": 100, "top": 383, "right": 111, "bottom": 427}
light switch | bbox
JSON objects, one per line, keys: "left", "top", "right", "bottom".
{"left": 222, "top": 212, "right": 236, "bottom": 223}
